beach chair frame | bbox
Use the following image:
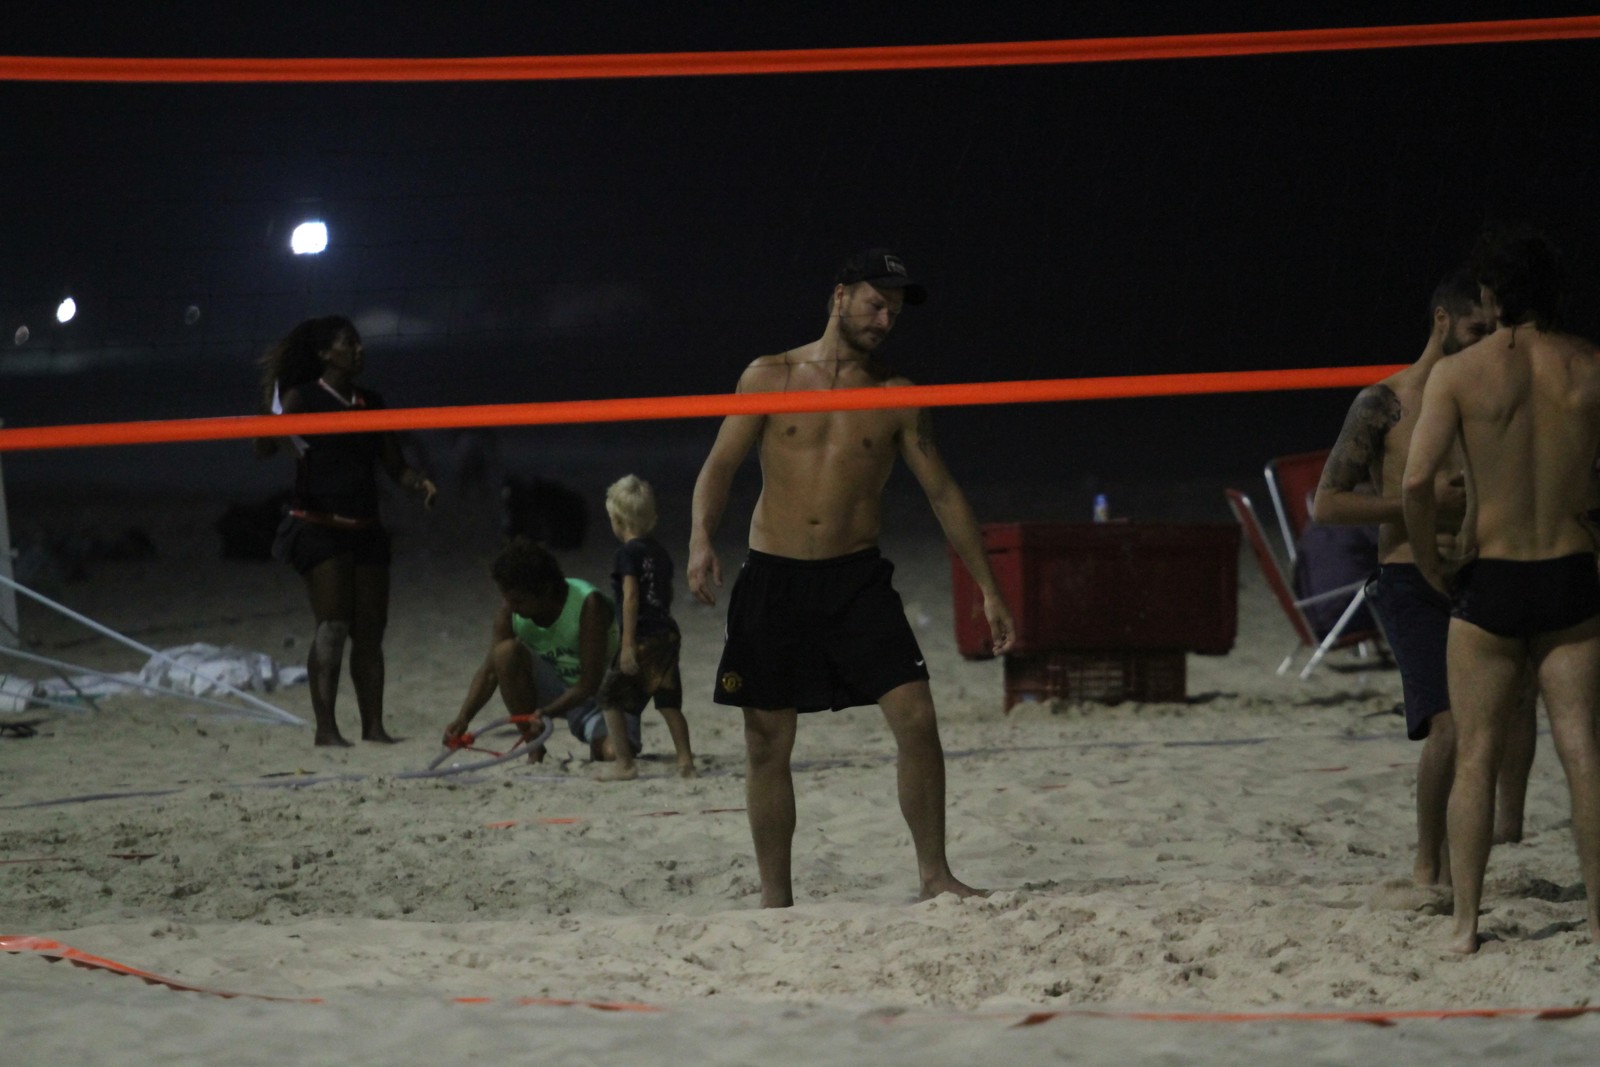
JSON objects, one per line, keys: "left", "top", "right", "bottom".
{"left": 1225, "top": 488, "right": 1381, "bottom": 679}
{"left": 1263, "top": 448, "right": 1331, "bottom": 570}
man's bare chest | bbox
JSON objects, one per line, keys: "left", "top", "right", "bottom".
{"left": 762, "top": 409, "right": 901, "bottom": 463}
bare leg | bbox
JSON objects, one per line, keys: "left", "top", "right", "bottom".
{"left": 1494, "top": 673, "right": 1539, "bottom": 843}
{"left": 592, "top": 707, "right": 639, "bottom": 781}
{"left": 657, "top": 705, "right": 697, "bottom": 778}
{"left": 490, "top": 638, "right": 547, "bottom": 762}
{"left": 1414, "top": 710, "right": 1455, "bottom": 886}
{"left": 304, "top": 556, "right": 354, "bottom": 747}
{"left": 1530, "top": 618, "right": 1600, "bottom": 945}
{"left": 744, "top": 707, "right": 797, "bottom": 908}
{"left": 349, "top": 564, "right": 394, "bottom": 742}
{"left": 1444, "top": 619, "right": 1524, "bottom": 953}
{"left": 879, "top": 680, "right": 985, "bottom": 901}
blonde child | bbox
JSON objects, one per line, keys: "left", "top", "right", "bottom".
{"left": 594, "top": 475, "right": 696, "bottom": 780}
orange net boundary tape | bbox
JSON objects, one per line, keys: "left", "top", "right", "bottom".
{"left": 0, "top": 366, "right": 1405, "bottom": 453}
{"left": 5, "top": 935, "right": 1599, "bottom": 1021}
{"left": 3, "top": 17, "right": 1599, "bottom": 82}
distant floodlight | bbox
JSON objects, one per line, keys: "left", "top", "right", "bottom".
{"left": 56, "top": 297, "right": 77, "bottom": 324}
{"left": 184, "top": 305, "right": 202, "bottom": 325}
{"left": 290, "top": 221, "right": 328, "bottom": 255}
{"left": 13, "top": 325, "right": 28, "bottom": 345}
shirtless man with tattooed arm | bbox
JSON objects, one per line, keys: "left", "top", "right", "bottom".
{"left": 688, "top": 249, "right": 1015, "bottom": 908}
{"left": 1313, "top": 270, "right": 1534, "bottom": 888}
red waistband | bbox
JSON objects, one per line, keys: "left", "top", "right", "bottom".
{"left": 289, "top": 508, "right": 377, "bottom": 530}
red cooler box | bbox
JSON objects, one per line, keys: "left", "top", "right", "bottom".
{"left": 950, "top": 522, "right": 1241, "bottom": 658}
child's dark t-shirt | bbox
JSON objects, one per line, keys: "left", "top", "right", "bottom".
{"left": 612, "top": 536, "right": 677, "bottom": 637}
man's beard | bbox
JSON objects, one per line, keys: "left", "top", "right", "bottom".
{"left": 836, "top": 315, "right": 885, "bottom": 355}
{"left": 1441, "top": 317, "right": 1475, "bottom": 355}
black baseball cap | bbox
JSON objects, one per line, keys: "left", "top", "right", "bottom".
{"left": 835, "top": 248, "right": 926, "bottom": 305}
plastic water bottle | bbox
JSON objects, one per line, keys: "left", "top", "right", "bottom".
{"left": 1092, "top": 493, "right": 1110, "bottom": 522}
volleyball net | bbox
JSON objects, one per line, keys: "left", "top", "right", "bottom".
{"left": 3, "top": 15, "right": 1600, "bottom": 454}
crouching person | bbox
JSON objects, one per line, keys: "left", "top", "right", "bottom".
{"left": 444, "top": 537, "right": 640, "bottom": 763}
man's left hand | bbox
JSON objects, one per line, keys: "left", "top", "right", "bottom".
{"left": 986, "top": 598, "right": 1016, "bottom": 656}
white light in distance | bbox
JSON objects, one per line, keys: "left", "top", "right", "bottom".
{"left": 290, "top": 221, "right": 329, "bottom": 255}
{"left": 56, "top": 297, "right": 77, "bottom": 324}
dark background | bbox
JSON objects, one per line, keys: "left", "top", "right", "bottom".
{"left": 4, "top": 2, "right": 1598, "bottom": 521}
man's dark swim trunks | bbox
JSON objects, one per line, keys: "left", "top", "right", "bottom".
{"left": 713, "top": 547, "right": 929, "bottom": 712}
{"left": 1366, "top": 563, "right": 1450, "bottom": 740}
{"left": 1453, "top": 553, "right": 1600, "bottom": 639}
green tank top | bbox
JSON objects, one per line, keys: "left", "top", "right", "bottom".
{"left": 510, "top": 578, "right": 618, "bottom": 685}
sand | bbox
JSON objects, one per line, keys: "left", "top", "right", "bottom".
{"left": 4, "top": 483, "right": 1599, "bottom": 1065}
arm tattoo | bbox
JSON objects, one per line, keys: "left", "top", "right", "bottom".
{"left": 915, "top": 409, "right": 937, "bottom": 456}
{"left": 1319, "top": 385, "right": 1400, "bottom": 493}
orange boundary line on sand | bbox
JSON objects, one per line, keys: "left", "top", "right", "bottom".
{"left": 0, "top": 935, "right": 322, "bottom": 1002}
{"left": 2, "top": 18, "right": 1598, "bottom": 83}
{"left": 5, "top": 935, "right": 1598, "bottom": 1023}
{"left": 0, "top": 366, "right": 1404, "bottom": 453}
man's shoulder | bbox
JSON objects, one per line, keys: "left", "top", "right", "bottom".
{"left": 738, "top": 351, "right": 802, "bottom": 392}
{"left": 1434, "top": 338, "right": 1507, "bottom": 382}
{"left": 1346, "top": 378, "right": 1402, "bottom": 417}
{"left": 1540, "top": 329, "right": 1600, "bottom": 360}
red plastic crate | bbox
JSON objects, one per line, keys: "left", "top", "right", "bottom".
{"left": 1004, "top": 650, "right": 1186, "bottom": 708}
{"left": 951, "top": 522, "right": 1240, "bottom": 658}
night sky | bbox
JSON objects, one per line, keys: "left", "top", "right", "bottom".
{"left": 4, "top": 1, "right": 1599, "bottom": 516}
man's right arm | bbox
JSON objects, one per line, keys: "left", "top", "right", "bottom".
{"left": 1312, "top": 384, "right": 1402, "bottom": 526}
{"left": 688, "top": 362, "right": 770, "bottom": 605}
{"left": 445, "top": 605, "right": 513, "bottom": 741}
{"left": 1401, "top": 367, "right": 1463, "bottom": 593}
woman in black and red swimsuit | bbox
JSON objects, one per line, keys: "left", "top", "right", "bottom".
{"left": 257, "top": 316, "right": 437, "bottom": 746}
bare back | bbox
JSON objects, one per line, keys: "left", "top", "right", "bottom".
{"left": 744, "top": 345, "right": 912, "bottom": 559}
{"left": 1448, "top": 328, "right": 1600, "bottom": 560}
{"left": 1318, "top": 362, "right": 1462, "bottom": 564}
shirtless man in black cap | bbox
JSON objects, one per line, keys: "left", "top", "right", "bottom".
{"left": 688, "top": 248, "right": 1015, "bottom": 907}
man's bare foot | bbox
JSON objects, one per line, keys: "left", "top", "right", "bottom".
{"left": 362, "top": 728, "right": 399, "bottom": 743}
{"left": 676, "top": 759, "right": 698, "bottom": 779}
{"left": 314, "top": 733, "right": 352, "bottom": 748}
{"left": 1492, "top": 824, "right": 1524, "bottom": 845}
{"left": 918, "top": 876, "right": 989, "bottom": 902}
{"left": 593, "top": 762, "right": 639, "bottom": 782}
{"left": 1444, "top": 920, "right": 1481, "bottom": 955}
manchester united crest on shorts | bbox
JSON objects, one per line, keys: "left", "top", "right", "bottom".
{"left": 720, "top": 671, "right": 743, "bottom": 694}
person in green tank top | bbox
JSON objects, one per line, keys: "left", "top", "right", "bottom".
{"left": 444, "top": 537, "right": 639, "bottom": 762}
